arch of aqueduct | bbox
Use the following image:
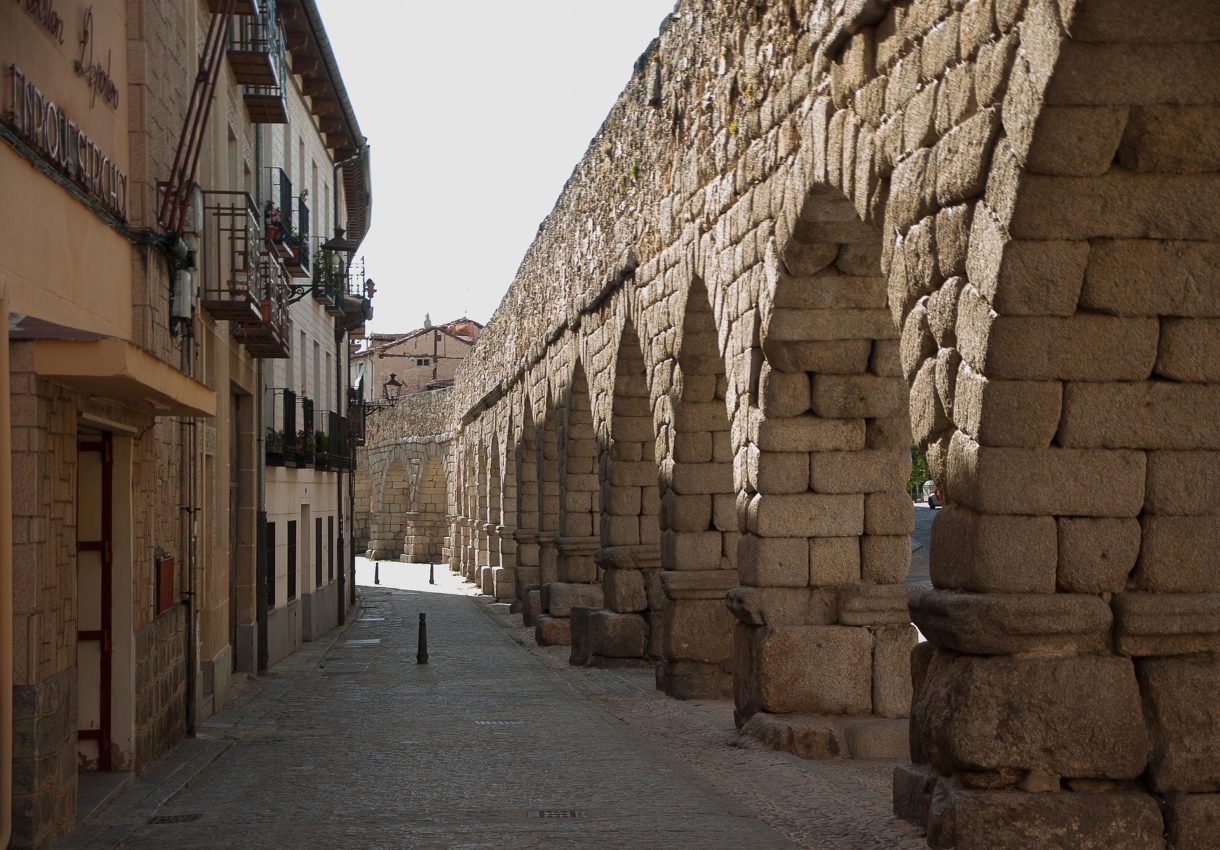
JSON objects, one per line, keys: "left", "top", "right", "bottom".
{"left": 357, "top": 0, "right": 1220, "bottom": 845}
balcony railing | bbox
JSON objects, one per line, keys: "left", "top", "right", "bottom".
{"left": 264, "top": 167, "right": 292, "bottom": 258}
{"left": 311, "top": 249, "right": 345, "bottom": 316}
{"left": 270, "top": 406, "right": 355, "bottom": 472}
{"left": 232, "top": 251, "right": 291, "bottom": 358}
{"left": 283, "top": 196, "right": 310, "bottom": 279}
{"left": 199, "top": 191, "right": 263, "bottom": 323}
{"left": 292, "top": 395, "right": 315, "bottom": 467}
{"left": 315, "top": 249, "right": 375, "bottom": 336}
{"left": 346, "top": 386, "right": 366, "bottom": 447}
{"left": 231, "top": 0, "right": 287, "bottom": 124}
{"left": 310, "top": 410, "right": 352, "bottom": 471}
{"left": 264, "top": 167, "right": 309, "bottom": 278}
{"left": 264, "top": 388, "right": 295, "bottom": 467}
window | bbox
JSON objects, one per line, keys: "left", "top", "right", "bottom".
{"left": 415, "top": 357, "right": 431, "bottom": 367}
{"left": 315, "top": 517, "right": 323, "bottom": 589}
{"left": 265, "top": 522, "right": 276, "bottom": 608}
{"left": 327, "top": 516, "right": 334, "bottom": 581}
{"left": 287, "top": 520, "right": 297, "bottom": 600}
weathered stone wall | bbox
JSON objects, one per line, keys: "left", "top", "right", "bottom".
{"left": 358, "top": 388, "right": 455, "bottom": 562}
{"left": 388, "top": 0, "right": 1220, "bottom": 846}
{"left": 10, "top": 340, "right": 190, "bottom": 846}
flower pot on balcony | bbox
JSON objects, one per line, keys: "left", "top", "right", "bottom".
{"left": 284, "top": 247, "right": 310, "bottom": 279}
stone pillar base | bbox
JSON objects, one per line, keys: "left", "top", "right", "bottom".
{"left": 918, "top": 776, "right": 1164, "bottom": 850}
{"left": 534, "top": 614, "right": 571, "bottom": 646}
{"left": 520, "top": 586, "right": 542, "bottom": 625}
{"left": 656, "top": 659, "right": 733, "bottom": 699}
{"left": 569, "top": 607, "right": 650, "bottom": 667}
{"left": 738, "top": 712, "right": 910, "bottom": 761}
{"left": 490, "top": 565, "right": 515, "bottom": 601}
{"left": 893, "top": 763, "right": 937, "bottom": 829}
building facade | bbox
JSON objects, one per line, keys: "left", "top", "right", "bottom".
{"left": 0, "top": 1, "right": 372, "bottom": 845}
{"left": 352, "top": 318, "right": 481, "bottom": 402}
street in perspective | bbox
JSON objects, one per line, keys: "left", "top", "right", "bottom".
{"left": 61, "top": 560, "right": 923, "bottom": 849}
{"left": 2, "top": 0, "right": 1217, "bottom": 848}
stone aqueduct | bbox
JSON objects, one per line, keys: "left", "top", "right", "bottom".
{"left": 357, "top": 0, "right": 1220, "bottom": 846}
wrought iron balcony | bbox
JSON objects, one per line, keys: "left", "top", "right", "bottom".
{"left": 314, "top": 249, "right": 375, "bottom": 337}
{"left": 200, "top": 191, "right": 263, "bottom": 324}
{"left": 283, "top": 196, "right": 310, "bottom": 279}
{"left": 264, "top": 388, "right": 295, "bottom": 467}
{"left": 311, "top": 249, "right": 346, "bottom": 316}
{"left": 346, "top": 386, "right": 366, "bottom": 448}
{"left": 292, "top": 395, "right": 315, "bottom": 467}
{"left": 233, "top": 251, "right": 291, "bottom": 358}
{"left": 231, "top": 0, "right": 287, "bottom": 123}
{"left": 310, "top": 410, "right": 353, "bottom": 471}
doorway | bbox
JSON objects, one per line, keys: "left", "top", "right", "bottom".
{"left": 77, "top": 433, "right": 113, "bottom": 770}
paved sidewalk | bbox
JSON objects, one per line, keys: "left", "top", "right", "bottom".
{"left": 61, "top": 558, "right": 925, "bottom": 849}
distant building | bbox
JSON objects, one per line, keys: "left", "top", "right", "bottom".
{"left": 353, "top": 318, "right": 482, "bottom": 401}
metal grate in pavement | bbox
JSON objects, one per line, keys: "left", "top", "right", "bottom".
{"left": 475, "top": 719, "right": 523, "bottom": 726}
{"left": 528, "top": 810, "right": 587, "bottom": 819}
{"left": 344, "top": 639, "right": 382, "bottom": 646}
{"left": 148, "top": 813, "right": 203, "bottom": 824}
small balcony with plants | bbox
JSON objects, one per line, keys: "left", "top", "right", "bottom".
{"left": 346, "top": 386, "right": 366, "bottom": 450}
{"left": 264, "top": 168, "right": 310, "bottom": 279}
{"left": 283, "top": 194, "right": 310, "bottom": 279}
{"left": 232, "top": 249, "right": 291, "bottom": 358}
{"left": 291, "top": 394, "right": 315, "bottom": 468}
{"left": 311, "top": 249, "right": 346, "bottom": 317}
{"left": 312, "top": 246, "right": 376, "bottom": 338}
{"left": 264, "top": 388, "right": 295, "bottom": 468}
{"left": 329, "top": 410, "right": 358, "bottom": 471}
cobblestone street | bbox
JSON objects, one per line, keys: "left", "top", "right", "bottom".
{"left": 62, "top": 558, "right": 924, "bottom": 849}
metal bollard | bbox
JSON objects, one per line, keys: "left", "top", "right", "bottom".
{"left": 417, "top": 613, "right": 429, "bottom": 664}
{"left": 429, "top": 563, "right": 435, "bottom": 585}
{"left": 374, "top": 561, "right": 380, "bottom": 585}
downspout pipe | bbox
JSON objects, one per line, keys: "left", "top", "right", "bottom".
{"left": 335, "top": 324, "right": 345, "bottom": 626}
{"left": 255, "top": 125, "right": 269, "bottom": 673}
{"left": 0, "top": 296, "right": 14, "bottom": 849}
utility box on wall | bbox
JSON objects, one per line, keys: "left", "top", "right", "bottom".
{"left": 155, "top": 555, "right": 176, "bottom": 616}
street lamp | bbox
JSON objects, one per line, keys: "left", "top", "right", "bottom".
{"left": 383, "top": 372, "right": 402, "bottom": 401}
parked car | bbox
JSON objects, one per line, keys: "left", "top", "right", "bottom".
{"left": 921, "top": 479, "right": 942, "bottom": 509}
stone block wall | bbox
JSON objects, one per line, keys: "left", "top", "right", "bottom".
{"left": 10, "top": 338, "right": 190, "bottom": 846}
{"left": 367, "top": 1, "right": 1220, "bottom": 845}
{"left": 357, "top": 389, "right": 453, "bottom": 563}
{"left": 133, "top": 605, "right": 187, "bottom": 771}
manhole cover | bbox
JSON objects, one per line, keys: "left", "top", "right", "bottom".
{"left": 148, "top": 814, "right": 203, "bottom": 824}
{"left": 475, "top": 720, "right": 522, "bottom": 726}
{"left": 528, "top": 810, "right": 586, "bottom": 819}
{"left": 344, "top": 639, "right": 381, "bottom": 646}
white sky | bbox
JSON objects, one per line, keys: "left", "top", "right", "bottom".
{"left": 315, "top": 0, "right": 678, "bottom": 335}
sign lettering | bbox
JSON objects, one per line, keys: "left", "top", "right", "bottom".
{"left": 17, "top": 0, "right": 66, "bottom": 45}
{"left": 5, "top": 64, "right": 126, "bottom": 219}
{"left": 74, "top": 7, "right": 118, "bottom": 110}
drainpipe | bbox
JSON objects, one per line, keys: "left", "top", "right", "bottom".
{"left": 335, "top": 324, "right": 345, "bottom": 625}
{"left": 0, "top": 295, "right": 14, "bottom": 849}
{"left": 180, "top": 321, "right": 198, "bottom": 734}
{"left": 255, "top": 125, "right": 269, "bottom": 673}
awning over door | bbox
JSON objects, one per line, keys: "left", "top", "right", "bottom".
{"left": 31, "top": 338, "right": 216, "bottom": 417}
